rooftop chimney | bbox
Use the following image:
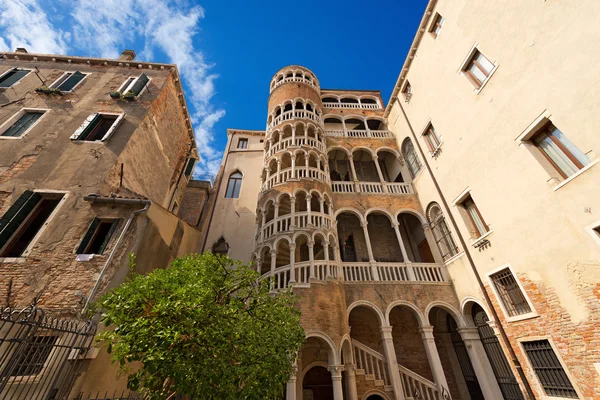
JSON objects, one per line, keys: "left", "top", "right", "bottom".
{"left": 118, "top": 50, "right": 136, "bottom": 61}
{"left": 15, "top": 48, "right": 28, "bottom": 53}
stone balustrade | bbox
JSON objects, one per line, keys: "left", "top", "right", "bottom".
{"left": 265, "top": 136, "right": 327, "bottom": 158}
{"left": 322, "top": 102, "right": 381, "bottom": 110}
{"left": 263, "top": 166, "right": 329, "bottom": 191}
{"left": 331, "top": 181, "right": 413, "bottom": 195}
{"left": 268, "top": 109, "right": 323, "bottom": 131}
{"left": 258, "top": 211, "right": 333, "bottom": 243}
{"left": 325, "top": 129, "right": 393, "bottom": 138}
{"left": 271, "top": 75, "right": 317, "bottom": 92}
{"left": 342, "top": 262, "right": 448, "bottom": 283}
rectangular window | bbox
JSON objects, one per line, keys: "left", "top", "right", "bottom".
{"left": 237, "top": 138, "right": 248, "bottom": 149}
{"left": 462, "top": 195, "right": 488, "bottom": 237}
{"left": 0, "top": 68, "right": 30, "bottom": 88}
{"left": 51, "top": 71, "right": 87, "bottom": 92}
{"left": 424, "top": 124, "right": 441, "bottom": 153}
{"left": 118, "top": 73, "right": 150, "bottom": 97}
{"left": 531, "top": 123, "right": 590, "bottom": 179}
{"left": 490, "top": 268, "right": 532, "bottom": 317}
{"left": 402, "top": 81, "right": 412, "bottom": 101}
{"left": 522, "top": 340, "right": 578, "bottom": 398}
{"left": 9, "top": 335, "right": 58, "bottom": 376}
{"left": 463, "top": 50, "right": 494, "bottom": 88}
{"left": 1, "top": 111, "right": 44, "bottom": 137}
{"left": 77, "top": 218, "right": 119, "bottom": 255}
{"left": 0, "top": 191, "right": 63, "bottom": 258}
{"left": 184, "top": 157, "right": 196, "bottom": 179}
{"left": 70, "top": 113, "right": 124, "bottom": 142}
{"left": 430, "top": 13, "right": 444, "bottom": 38}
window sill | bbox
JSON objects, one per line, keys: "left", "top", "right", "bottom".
{"left": 471, "top": 65, "right": 498, "bottom": 95}
{"left": 0, "top": 257, "right": 27, "bottom": 263}
{"left": 506, "top": 312, "right": 539, "bottom": 323}
{"left": 0, "top": 136, "right": 23, "bottom": 140}
{"left": 443, "top": 251, "right": 465, "bottom": 266}
{"left": 429, "top": 142, "right": 443, "bottom": 157}
{"left": 471, "top": 230, "right": 493, "bottom": 247}
{"left": 552, "top": 158, "right": 599, "bottom": 191}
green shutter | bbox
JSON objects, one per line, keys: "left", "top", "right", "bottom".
{"left": 59, "top": 71, "right": 85, "bottom": 92}
{"left": 129, "top": 73, "right": 149, "bottom": 96}
{"left": 76, "top": 218, "right": 100, "bottom": 254}
{"left": 184, "top": 158, "right": 196, "bottom": 178}
{"left": 0, "top": 191, "right": 41, "bottom": 250}
{"left": 97, "top": 219, "right": 119, "bottom": 254}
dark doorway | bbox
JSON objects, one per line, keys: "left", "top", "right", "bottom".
{"left": 448, "top": 315, "right": 485, "bottom": 400}
{"left": 303, "top": 366, "right": 333, "bottom": 400}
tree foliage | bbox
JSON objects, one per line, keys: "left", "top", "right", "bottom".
{"left": 95, "top": 252, "right": 305, "bottom": 399}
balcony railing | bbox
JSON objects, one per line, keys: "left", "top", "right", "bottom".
{"left": 323, "top": 102, "right": 381, "bottom": 110}
{"left": 258, "top": 211, "right": 333, "bottom": 243}
{"left": 325, "top": 129, "right": 393, "bottom": 139}
{"left": 263, "top": 166, "right": 328, "bottom": 191}
{"left": 264, "top": 261, "right": 340, "bottom": 292}
{"left": 266, "top": 136, "right": 326, "bottom": 158}
{"left": 272, "top": 76, "right": 318, "bottom": 92}
{"left": 268, "top": 109, "right": 323, "bottom": 130}
{"left": 331, "top": 181, "right": 413, "bottom": 195}
{"left": 343, "top": 262, "right": 448, "bottom": 283}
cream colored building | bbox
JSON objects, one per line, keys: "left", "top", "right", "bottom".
{"left": 202, "top": 0, "right": 600, "bottom": 399}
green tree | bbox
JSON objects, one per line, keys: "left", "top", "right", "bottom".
{"left": 95, "top": 252, "right": 305, "bottom": 400}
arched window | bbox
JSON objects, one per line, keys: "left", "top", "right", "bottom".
{"left": 225, "top": 171, "right": 242, "bottom": 198}
{"left": 211, "top": 237, "right": 229, "bottom": 256}
{"left": 402, "top": 138, "right": 422, "bottom": 178}
{"left": 427, "top": 202, "right": 458, "bottom": 260}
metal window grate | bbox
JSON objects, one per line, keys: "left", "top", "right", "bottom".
{"left": 490, "top": 268, "right": 531, "bottom": 317}
{"left": 431, "top": 214, "right": 458, "bottom": 260}
{"left": 522, "top": 340, "right": 578, "bottom": 398}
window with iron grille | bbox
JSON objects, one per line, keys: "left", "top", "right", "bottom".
{"left": 522, "top": 340, "right": 578, "bottom": 398}
{"left": 490, "top": 268, "right": 532, "bottom": 317}
{"left": 427, "top": 203, "right": 458, "bottom": 260}
{"left": 9, "top": 335, "right": 58, "bottom": 376}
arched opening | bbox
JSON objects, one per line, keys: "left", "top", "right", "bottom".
{"left": 361, "top": 97, "right": 378, "bottom": 105}
{"left": 306, "top": 103, "right": 313, "bottom": 112}
{"left": 328, "top": 149, "right": 351, "bottom": 182}
{"left": 295, "top": 234, "right": 310, "bottom": 263}
{"left": 313, "top": 233, "right": 326, "bottom": 261}
{"left": 366, "top": 395, "right": 385, "bottom": 400}
{"left": 324, "top": 116, "right": 344, "bottom": 132}
{"left": 323, "top": 195, "right": 331, "bottom": 215}
{"left": 275, "top": 106, "right": 282, "bottom": 117}
{"left": 367, "top": 118, "right": 386, "bottom": 131}
{"left": 281, "top": 125, "right": 293, "bottom": 143}
{"left": 352, "top": 149, "right": 379, "bottom": 182}
{"left": 429, "top": 307, "right": 484, "bottom": 400}
{"left": 328, "top": 234, "right": 336, "bottom": 262}
{"left": 271, "top": 130, "right": 280, "bottom": 145}
{"left": 366, "top": 213, "right": 403, "bottom": 262}
{"left": 225, "top": 171, "right": 243, "bottom": 198}
{"left": 277, "top": 75, "right": 283, "bottom": 83}
{"left": 281, "top": 152, "right": 292, "bottom": 171}
{"left": 211, "top": 237, "right": 229, "bottom": 256}
{"left": 345, "top": 118, "right": 366, "bottom": 131}
{"left": 310, "top": 192, "right": 321, "bottom": 213}
{"left": 401, "top": 138, "right": 422, "bottom": 179}
{"left": 322, "top": 97, "right": 338, "bottom": 104}
{"left": 279, "top": 194, "right": 291, "bottom": 217}
{"left": 259, "top": 247, "right": 271, "bottom": 275}
{"left": 397, "top": 213, "right": 434, "bottom": 262}
{"left": 427, "top": 203, "right": 459, "bottom": 261}
{"left": 336, "top": 212, "right": 367, "bottom": 262}
{"left": 303, "top": 366, "right": 333, "bottom": 400}
{"left": 295, "top": 101, "right": 304, "bottom": 110}
{"left": 377, "top": 150, "right": 404, "bottom": 182}
{"left": 276, "top": 239, "right": 291, "bottom": 268}
{"left": 308, "top": 153, "right": 318, "bottom": 169}
{"left": 285, "top": 71, "right": 293, "bottom": 78}
{"left": 340, "top": 97, "right": 359, "bottom": 104}
{"left": 296, "top": 191, "right": 308, "bottom": 212}
{"left": 284, "top": 103, "right": 293, "bottom": 112}
{"left": 264, "top": 201, "right": 275, "bottom": 223}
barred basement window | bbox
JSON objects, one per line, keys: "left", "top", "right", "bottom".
{"left": 490, "top": 268, "right": 531, "bottom": 317}
{"left": 522, "top": 340, "right": 578, "bottom": 398}
{"left": 237, "top": 138, "right": 248, "bottom": 149}
{"left": 0, "top": 110, "right": 45, "bottom": 138}
{"left": 9, "top": 335, "right": 58, "bottom": 376}
{"left": 427, "top": 203, "right": 458, "bottom": 260}
{"left": 77, "top": 218, "right": 119, "bottom": 255}
{"left": 50, "top": 71, "right": 87, "bottom": 92}
{"left": 0, "top": 68, "right": 31, "bottom": 88}
{"left": 118, "top": 73, "right": 150, "bottom": 98}
{"left": 70, "top": 113, "right": 124, "bottom": 142}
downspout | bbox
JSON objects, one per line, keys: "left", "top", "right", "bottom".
{"left": 80, "top": 196, "right": 151, "bottom": 315}
{"left": 397, "top": 102, "right": 536, "bottom": 400}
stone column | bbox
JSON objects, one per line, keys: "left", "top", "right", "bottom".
{"left": 349, "top": 155, "right": 360, "bottom": 192}
{"left": 291, "top": 126, "right": 296, "bottom": 145}
{"left": 260, "top": 211, "right": 266, "bottom": 242}
{"left": 276, "top": 159, "right": 282, "bottom": 184}
{"left": 341, "top": 118, "right": 347, "bottom": 136}
{"left": 363, "top": 117, "right": 371, "bottom": 136}
{"left": 458, "top": 327, "right": 504, "bottom": 400}
{"left": 270, "top": 251, "right": 277, "bottom": 273}
{"left": 373, "top": 156, "right": 388, "bottom": 193}
{"left": 324, "top": 240, "right": 330, "bottom": 278}
{"left": 265, "top": 168, "right": 271, "bottom": 189}
{"left": 308, "top": 240, "right": 315, "bottom": 278}
{"left": 392, "top": 222, "right": 413, "bottom": 280}
{"left": 344, "top": 364, "right": 358, "bottom": 400}
{"left": 306, "top": 198, "right": 312, "bottom": 226}
{"left": 381, "top": 326, "right": 406, "bottom": 400}
{"left": 289, "top": 243, "right": 296, "bottom": 283}
{"left": 274, "top": 203, "right": 280, "bottom": 233}
{"left": 286, "top": 364, "right": 298, "bottom": 400}
{"left": 335, "top": 245, "right": 343, "bottom": 279}
{"left": 291, "top": 154, "right": 296, "bottom": 179}
{"left": 420, "top": 326, "right": 450, "bottom": 395}
{"left": 329, "top": 365, "right": 344, "bottom": 400}
{"left": 423, "top": 223, "right": 444, "bottom": 265}
{"left": 290, "top": 197, "right": 296, "bottom": 228}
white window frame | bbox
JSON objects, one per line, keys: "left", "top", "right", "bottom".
{"left": 0, "top": 68, "right": 32, "bottom": 89}
{"left": 429, "top": 12, "right": 445, "bottom": 38}
{"left": 70, "top": 112, "right": 125, "bottom": 142}
{"left": 118, "top": 74, "right": 151, "bottom": 98}
{"left": 420, "top": 120, "right": 443, "bottom": 156}
{"left": 487, "top": 264, "right": 538, "bottom": 322}
{"left": 458, "top": 43, "right": 498, "bottom": 95}
{"left": 237, "top": 137, "right": 249, "bottom": 149}
{"left": 401, "top": 80, "right": 412, "bottom": 102}
{"left": 0, "top": 108, "right": 49, "bottom": 140}
{"left": 517, "top": 336, "right": 583, "bottom": 400}
{"left": 48, "top": 71, "right": 90, "bottom": 93}
{"left": 0, "top": 190, "right": 69, "bottom": 261}
{"left": 452, "top": 187, "right": 494, "bottom": 244}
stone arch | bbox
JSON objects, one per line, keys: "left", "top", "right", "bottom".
{"left": 334, "top": 208, "right": 365, "bottom": 223}
{"left": 364, "top": 207, "right": 395, "bottom": 222}
{"left": 394, "top": 208, "right": 427, "bottom": 225}
{"left": 339, "top": 334, "right": 353, "bottom": 365}
{"left": 362, "top": 389, "right": 391, "bottom": 400}
{"left": 385, "top": 300, "right": 427, "bottom": 327}
{"left": 461, "top": 297, "right": 494, "bottom": 328}
{"left": 305, "top": 330, "right": 340, "bottom": 365}
{"left": 347, "top": 300, "right": 385, "bottom": 327}
{"left": 351, "top": 146, "right": 376, "bottom": 158}
{"left": 327, "top": 145, "right": 351, "bottom": 157}
{"left": 375, "top": 146, "right": 400, "bottom": 159}
{"left": 425, "top": 301, "right": 466, "bottom": 328}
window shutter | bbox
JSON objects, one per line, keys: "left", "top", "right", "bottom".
{"left": 59, "top": 71, "right": 86, "bottom": 91}
{"left": 0, "top": 191, "right": 41, "bottom": 250}
{"left": 184, "top": 158, "right": 196, "bottom": 178}
{"left": 71, "top": 113, "right": 99, "bottom": 140}
{"left": 100, "top": 113, "right": 125, "bottom": 141}
{"left": 129, "top": 73, "right": 149, "bottom": 96}
{"left": 76, "top": 218, "right": 100, "bottom": 254}
{"left": 97, "top": 219, "right": 119, "bottom": 254}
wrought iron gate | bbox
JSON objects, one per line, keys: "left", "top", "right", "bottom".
{"left": 0, "top": 303, "right": 96, "bottom": 400}
{"left": 447, "top": 316, "right": 484, "bottom": 400}
{"left": 472, "top": 305, "right": 524, "bottom": 400}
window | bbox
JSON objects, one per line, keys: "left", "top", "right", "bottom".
{"left": 0, "top": 68, "right": 30, "bottom": 88}
{"left": 531, "top": 122, "right": 590, "bottom": 179}
{"left": 50, "top": 71, "right": 87, "bottom": 92}
{"left": 463, "top": 50, "right": 495, "bottom": 89}
{"left": 212, "top": 237, "right": 229, "bottom": 256}
{"left": 9, "top": 335, "right": 58, "bottom": 376}
{"left": 0, "top": 110, "right": 45, "bottom": 138}
{"left": 402, "top": 81, "right": 412, "bottom": 101}
{"left": 77, "top": 218, "right": 119, "bottom": 255}
{"left": 522, "top": 340, "right": 578, "bottom": 398}
{"left": 225, "top": 171, "right": 242, "bottom": 198}
{"left": 118, "top": 73, "right": 150, "bottom": 97}
{"left": 430, "top": 13, "right": 445, "bottom": 38}
{"left": 70, "top": 113, "right": 124, "bottom": 142}
{"left": 461, "top": 195, "right": 489, "bottom": 238}
{"left": 490, "top": 268, "right": 532, "bottom": 317}
{"left": 237, "top": 138, "right": 248, "bottom": 149}
{"left": 401, "top": 138, "right": 422, "bottom": 178}
{"left": 427, "top": 203, "right": 458, "bottom": 260}
{"left": 0, "top": 191, "right": 63, "bottom": 258}
{"left": 424, "top": 124, "right": 442, "bottom": 153}
{"left": 184, "top": 157, "right": 196, "bottom": 179}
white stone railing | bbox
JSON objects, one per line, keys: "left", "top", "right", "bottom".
{"left": 331, "top": 181, "right": 413, "bottom": 195}
{"left": 272, "top": 76, "right": 318, "bottom": 92}
{"left": 268, "top": 109, "right": 323, "bottom": 131}
{"left": 398, "top": 363, "right": 439, "bottom": 400}
{"left": 266, "top": 136, "right": 326, "bottom": 158}
{"left": 263, "top": 166, "right": 329, "bottom": 191}
{"left": 259, "top": 211, "right": 333, "bottom": 243}
{"left": 323, "top": 102, "right": 381, "bottom": 110}
{"left": 343, "top": 262, "right": 448, "bottom": 283}
{"left": 262, "top": 260, "right": 339, "bottom": 291}
{"left": 324, "top": 129, "right": 393, "bottom": 138}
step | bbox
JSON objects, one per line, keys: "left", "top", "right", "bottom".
{"left": 374, "top": 379, "right": 385, "bottom": 387}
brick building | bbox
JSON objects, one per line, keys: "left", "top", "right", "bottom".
{"left": 202, "top": 1, "right": 600, "bottom": 399}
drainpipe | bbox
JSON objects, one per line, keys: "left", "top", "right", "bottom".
{"left": 80, "top": 195, "right": 151, "bottom": 315}
{"left": 397, "top": 102, "right": 536, "bottom": 400}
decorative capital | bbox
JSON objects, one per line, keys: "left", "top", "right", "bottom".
{"left": 289, "top": 244, "right": 297, "bottom": 250}
{"left": 328, "top": 365, "right": 344, "bottom": 376}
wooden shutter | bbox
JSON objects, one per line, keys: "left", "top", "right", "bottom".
{"left": 100, "top": 113, "right": 125, "bottom": 141}
{"left": 59, "top": 71, "right": 86, "bottom": 91}
{"left": 184, "top": 158, "right": 196, "bottom": 177}
{"left": 0, "top": 191, "right": 41, "bottom": 250}
{"left": 76, "top": 218, "right": 100, "bottom": 254}
{"left": 70, "top": 113, "right": 99, "bottom": 140}
{"left": 129, "top": 73, "right": 149, "bottom": 96}
{"left": 97, "top": 220, "right": 119, "bottom": 254}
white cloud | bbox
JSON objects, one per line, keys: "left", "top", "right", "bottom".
{"left": 0, "top": 0, "right": 67, "bottom": 54}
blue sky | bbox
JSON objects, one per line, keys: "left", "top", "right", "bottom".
{"left": 0, "top": 0, "right": 428, "bottom": 180}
